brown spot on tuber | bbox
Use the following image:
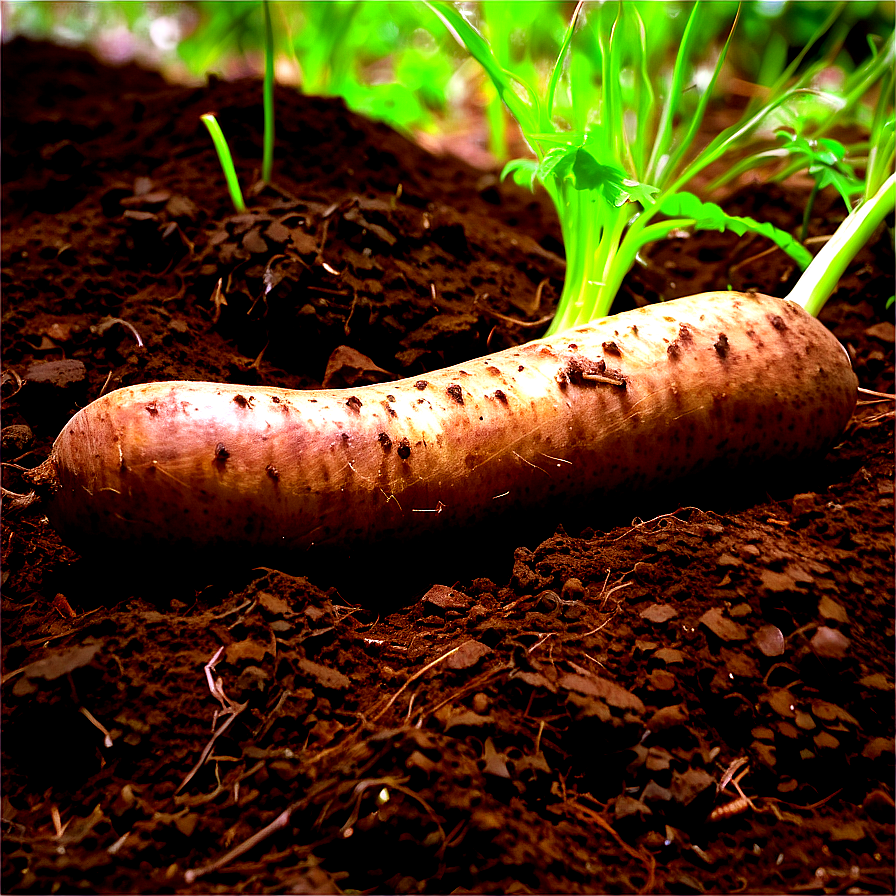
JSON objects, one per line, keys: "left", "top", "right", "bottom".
{"left": 214, "top": 443, "right": 229, "bottom": 466}
{"left": 769, "top": 314, "right": 787, "bottom": 331}
{"left": 397, "top": 437, "right": 411, "bottom": 459}
{"left": 602, "top": 340, "right": 621, "bottom": 356}
{"left": 486, "top": 366, "right": 501, "bottom": 376}
{"left": 446, "top": 384, "right": 464, "bottom": 405}
{"left": 494, "top": 389, "right": 508, "bottom": 404}
{"left": 346, "top": 396, "right": 362, "bottom": 413}
{"left": 378, "top": 432, "right": 393, "bottom": 451}
{"left": 146, "top": 401, "right": 158, "bottom": 416}
{"left": 714, "top": 334, "right": 730, "bottom": 357}
{"left": 233, "top": 394, "right": 252, "bottom": 408}
{"left": 266, "top": 464, "right": 279, "bottom": 481}
{"left": 415, "top": 380, "right": 428, "bottom": 390}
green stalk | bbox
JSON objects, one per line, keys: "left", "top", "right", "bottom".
{"left": 262, "top": 0, "right": 275, "bottom": 185}
{"left": 200, "top": 113, "right": 247, "bottom": 213}
{"left": 787, "top": 172, "right": 895, "bottom": 317}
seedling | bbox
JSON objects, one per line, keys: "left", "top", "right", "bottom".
{"left": 200, "top": 113, "right": 247, "bottom": 212}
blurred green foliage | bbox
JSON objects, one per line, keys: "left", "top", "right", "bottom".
{"left": 2, "top": 0, "right": 893, "bottom": 155}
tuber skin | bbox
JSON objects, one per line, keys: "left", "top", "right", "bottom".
{"left": 26, "top": 293, "right": 857, "bottom": 555}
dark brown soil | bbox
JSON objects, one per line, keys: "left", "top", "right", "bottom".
{"left": 2, "top": 38, "right": 894, "bottom": 895}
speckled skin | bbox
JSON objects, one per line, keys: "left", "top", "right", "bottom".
{"left": 31, "top": 293, "right": 857, "bottom": 554}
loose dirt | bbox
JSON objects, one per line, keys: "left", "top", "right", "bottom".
{"left": 2, "top": 38, "right": 894, "bottom": 895}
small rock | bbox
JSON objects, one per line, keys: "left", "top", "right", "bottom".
{"left": 791, "top": 493, "right": 817, "bottom": 515}
{"left": 752, "top": 741, "right": 777, "bottom": 769}
{"left": 670, "top": 768, "right": 715, "bottom": 809}
{"left": 866, "top": 321, "right": 895, "bottom": 343}
{"left": 446, "top": 640, "right": 491, "bottom": 670}
{"left": 810, "top": 626, "right": 849, "bottom": 659}
{"left": 471, "top": 692, "right": 489, "bottom": 714}
{"left": 861, "top": 789, "right": 895, "bottom": 822}
{"left": 422, "top": 584, "right": 472, "bottom": 612}
{"left": 727, "top": 653, "right": 759, "bottom": 680}
{"left": 828, "top": 820, "right": 868, "bottom": 843}
{"left": 323, "top": 345, "right": 395, "bottom": 388}
{"left": 716, "top": 553, "right": 741, "bottom": 569}
{"left": 759, "top": 569, "right": 800, "bottom": 595}
{"left": 859, "top": 672, "right": 894, "bottom": 692}
{"left": 242, "top": 228, "right": 269, "bottom": 254}
{"left": 649, "top": 669, "right": 677, "bottom": 691}
{"left": 614, "top": 795, "right": 652, "bottom": 822}
{"left": 442, "top": 709, "right": 493, "bottom": 732}
{"left": 641, "top": 780, "right": 673, "bottom": 806}
{"left": 699, "top": 607, "right": 747, "bottom": 642}
{"left": 647, "top": 703, "right": 689, "bottom": 732}
{"left": 862, "top": 737, "right": 894, "bottom": 762}
{"left": 297, "top": 657, "right": 350, "bottom": 691}
{"left": 25, "top": 359, "right": 87, "bottom": 390}
{"left": 776, "top": 721, "right": 800, "bottom": 740}
{"left": 813, "top": 731, "right": 840, "bottom": 751}
{"left": 766, "top": 688, "right": 797, "bottom": 718}
{"left": 646, "top": 747, "right": 672, "bottom": 772}
{"left": 653, "top": 647, "right": 685, "bottom": 665}
{"left": 794, "top": 710, "right": 816, "bottom": 731}
{"left": 811, "top": 701, "right": 858, "bottom": 727}
{"left": 640, "top": 604, "right": 678, "bottom": 624}
{"left": 754, "top": 624, "right": 785, "bottom": 657}
{"left": 817, "top": 596, "right": 848, "bottom": 624}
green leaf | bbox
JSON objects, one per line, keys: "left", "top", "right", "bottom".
{"left": 501, "top": 158, "right": 540, "bottom": 191}
{"left": 658, "top": 192, "right": 813, "bottom": 267}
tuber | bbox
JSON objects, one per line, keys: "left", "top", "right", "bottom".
{"left": 25, "top": 292, "right": 856, "bottom": 556}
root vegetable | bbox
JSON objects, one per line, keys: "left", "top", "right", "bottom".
{"left": 25, "top": 292, "right": 856, "bottom": 555}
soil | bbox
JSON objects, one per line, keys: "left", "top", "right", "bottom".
{"left": 1, "top": 38, "right": 894, "bottom": 896}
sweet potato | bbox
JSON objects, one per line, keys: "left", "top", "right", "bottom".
{"left": 26, "top": 293, "right": 857, "bottom": 554}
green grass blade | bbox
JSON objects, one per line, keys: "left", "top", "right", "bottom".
{"left": 546, "top": 0, "right": 584, "bottom": 123}
{"left": 201, "top": 113, "right": 247, "bottom": 213}
{"left": 646, "top": 1, "right": 702, "bottom": 185}
{"left": 262, "top": 0, "right": 274, "bottom": 184}
{"left": 658, "top": 5, "right": 738, "bottom": 190}
{"left": 425, "top": 0, "right": 541, "bottom": 140}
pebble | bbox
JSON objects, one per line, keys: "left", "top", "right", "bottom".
{"left": 810, "top": 626, "right": 850, "bottom": 659}
{"left": 754, "top": 624, "right": 785, "bottom": 657}
{"left": 791, "top": 493, "right": 817, "bottom": 516}
{"left": 699, "top": 607, "right": 747, "bottom": 642}
{"left": 817, "top": 596, "right": 848, "bottom": 624}
{"left": 25, "top": 359, "right": 86, "bottom": 390}
{"left": 640, "top": 604, "right": 678, "bottom": 624}
{"left": 445, "top": 640, "right": 491, "bottom": 670}
{"left": 653, "top": 647, "right": 685, "bottom": 665}
{"left": 422, "top": 584, "right": 472, "bottom": 611}
{"left": 614, "top": 795, "right": 652, "bottom": 822}
{"left": 766, "top": 688, "right": 797, "bottom": 718}
{"left": 647, "top": 703, "right": 689, "bottom": 732}
{"left": 670, "top": 768, "right": 714, "bottom": 808}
